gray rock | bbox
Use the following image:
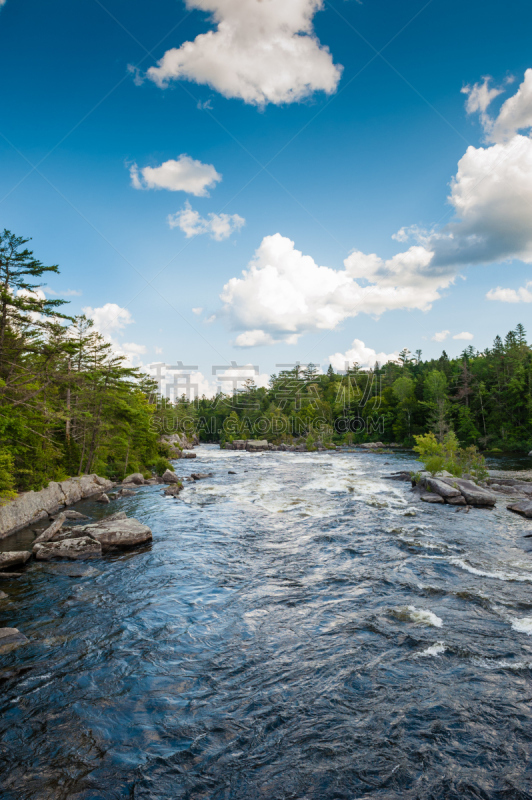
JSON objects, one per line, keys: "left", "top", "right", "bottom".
{"left": 105, "top": 511, "right": 128, "bottom": 522}
{"left": 33, "top": 513, "right": 66, "bottom": 545}
{"left": 0, "top": 591, "right": 7, "bottom": 600}
{"left": 63, "top": 510, "right": 90, "bottom": 520}
{"left": 449, "top": 479, "right": 496, "bottom": 507}
{"left": 162, "top": 469, "right": 180, "bottom": 484}
{"left": 182, "top": 452, "right": 197, "bottom": 459}
{"left": 95, "top": 493, "right": 110, "bottom": 504}
{"left": 0, "top": 551, "right": 31, "bottom": 570}
{"left": 122, "top": 473, "right": 145, "bottom": 485}
{"left": 421, "top": 493, "right": 445, "bottom": 504}
{"left": 34, "top": 537, "right": 102, "bottom": 560}
{"left": 0, "top": 474, "right": 113, "bottom": 539}
{"left": 424, "top": 478, "right": 461, "bottom": 499}
{"left": 191, "top": 473, "right": 213, "bottom": 480}
{"left": 384, "top": 471, "right": 412, "bottom": 482}
{"left": 84, "top": 519, "right": 152, "bottom": 549}
{"left": 0, "top": 628, "right": 28, "bottom": 652}
{"left": 163, "top": 484, "right": 182, "bottom": 497}
{"left": 507, "top": 500, "right": 532, "bottom": 519}
{"left": 445, "top": 495, "right": 467, "bottom": 505}
{"left": 119, "top": 488, "right": 137, "bottom": 497}
{"left": 246, "top": 440, "right": 269, "bottom": 452}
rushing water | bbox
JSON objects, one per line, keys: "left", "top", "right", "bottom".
{"left": 1, "top": 446, "right": 532, "bottom": 799}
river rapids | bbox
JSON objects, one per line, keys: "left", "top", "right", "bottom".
{"left": 1, "top": 446, "right": 532, "bottom": 799}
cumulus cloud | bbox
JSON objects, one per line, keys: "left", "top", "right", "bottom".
{"left": 168, "top": 201, "right": 245, "bottom": 240}
{"left": 82, "top": 303, "right": 146, "bottom": 367}
{"left": 452, "top": 331, "right": 474, "bottom": 341}
{"left": 130, "top": 155, "right": 221, "bottom": 197}
{"left": 461, "top": 76, "right": 504, "bottom": 129}
{"left": 221, "top": 233, "right": 455, "bottom": 346}
{"left": 219, "top": 69, "right": 532, "bottom": 346}
{"left": 487, "top": 282, "right": 532, "bottom": 303}
{"left": 146, "top": 0, "right": 342, "bottom": 106}
{"left": 329, "top": 339, "right": 399, "bottom": 371}
{"left": 44, "top": 287, "right": 82, "bottom": 297}
{"left": 148, "top": 363, "right": 269, "bottom": 399}
{"left": 192, "top": 307, "right": 203, "bottom": 315}
{"left": 432, "top": 330, "right": 450, "bottom": 342}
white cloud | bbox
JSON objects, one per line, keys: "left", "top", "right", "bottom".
{"left": 452, "top": 331, "right": 474, "bottom": 341}
{"left": 486, "top": 282, "right": 532, "bottom": 303}
{"left": 192, "top": 307, "right": 203, "bottom": 315}
{"left": 329, "top": 339, "right": 399, "bottom": 371}
{"left": 148, "top": 364, "right": 269, "bottom": 399}
{"left": 82, "top": 303, "right": 146, "bottom": 367}
{"left": 218, "top": 69, "right": 532, "bottom": 346}
{"left": 432, "top": 330, "right": 450, "bottom": 342}
{"left": 154, "top": 346, "right": 163, "bottom": 354}
{"left": 168, "top": 201, "right": 245, "bottom": 240}
{"left": 130, "top": 155, "right": 221, "bottom": 197}
{"left": 146, "top": 0, "right": 342, "bottom": 106}
{"left": 44, "top": 287, "right": 82, "bottom": 297}
{"left": 461, "top": 76, "right": 504, "bottom": 129}
{"left": 221, "top": 233, "right": 454, "bottom": 346}
{"left": 83, "top": 303, "right": 133, "bottom": 333}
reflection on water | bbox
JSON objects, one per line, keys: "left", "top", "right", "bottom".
{"left": 1, "top": 445, "right": 532, "bottom": 799}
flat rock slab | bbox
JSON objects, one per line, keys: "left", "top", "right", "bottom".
{"left": 425, "top": 478, "right": 461, "bottom": 498}
{"left": 445, "top": 495, "right": 467, "bottom": 505}
{"left": 0, "top": 551, "right": 31, "bottom": 570}
{"left": 507, "top": 500, "right": 532, "bottom": 519}
{"left": 63, "top": 510, "right": 90, "bottom": 520}
{"left": 80, "top": 519, "right": 152, "bottom": 549}
{"left": 34, "top": 537, "right": 102, "bottom": 560}
{"left": 421, "top": 493, "right": 444, "bottom": 504}
{"left": 0, "top": 627, "right": 28, "bottom": 653}
{"left": 0, "top": 572, "right": 22, "bottom": 579}
{"left": 440, "top": 478, "right": 496, "bottom": 507}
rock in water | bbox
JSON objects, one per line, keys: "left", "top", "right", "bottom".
{"left": 62, "top": 510, "right": 89, "bottom": 520}
{"left": 122, "top": 473, "right": 145, "bottom": 485}
{"left": 105, "top": 511, "right": 128, "bottom": 522}
{"left": 424, "top": 478, "right": 461, "bottom": 499}
{"left": 507, "top": 500, "right": 532, "bottom": 519}
{"left": 191, "top": 473, "right": 213, "bottom": 481}
{"left": 95, "top": 493, "right": 110, "bottom": 504}
{"left": 162, "top": 469, "right": 180, "bottom": 484}
{"left": 34, "top": 537, "right": 102, "bottom": 560}
{"left": 421, "top": 493, "right": 444, "bottom": 504}
{"left": 119, "top": 488, "right": 137, "bottom": 497}
{"left": 446, "top": 495, "right": 467, "bottom": 505}
{"left": 81, "top": 519, "right": 152, "bottom": 549}
{"left": 0, "top": 552, "right": 32, "bottom": 570}
{"left": 33, "top": 513, "right": 66, "bottom": 545}
{"left": 0, "top": 628, "right": 28, "bottom": 653}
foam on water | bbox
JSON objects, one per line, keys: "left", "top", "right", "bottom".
{"left": 394, "top": 606, "right": 443, "bottom": 627}
{"left": 416, "top": 642, "right": 446, "bottom": 657}
{"left": 510, "top": 616, "right": 532, "bottom": 634}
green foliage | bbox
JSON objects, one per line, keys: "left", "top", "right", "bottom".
{"left": 413, "top": 431, "right": 488, "bottom": 480}
{"left": 151, "top": 457, "right": 174, "bottom": 476}
{"left": 0, "top": 451, "right": 17, "bottom": 505}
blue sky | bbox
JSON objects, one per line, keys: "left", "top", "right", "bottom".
{"left": 1, "top": 0, "right": 532, "bottom": 392}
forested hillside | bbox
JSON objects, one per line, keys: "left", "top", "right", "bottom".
{"left": 0, "top": 230, "right": 161, "bottom": 497}
{"left": 162, "top": 329, "right": 532, "bottom": 453}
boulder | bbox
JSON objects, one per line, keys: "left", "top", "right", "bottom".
{"left": 182, "top": 452, "right": 197, "bottom": 459}
{"left": 0, "top": 551, "right": 31, "bottom": 570}
{"left": 0, "top": 628, "right": 28, "bottom": 653}
{"left": 105, "top": 511, "right": 128, "bottom": 522}
{"left": 445, "top": 495, "right": 467, "bottom": 506}
{"left": 246, "top": 440, "right": 269, "bottom": 452}
{"left": 162, "top": 469, "right": 180, "bottom": 484}
{"left": 63, "top": 510, "right": 89, "bottom": 520}
{"left": 445, "top": 478, "right": 496, "bottom": 507}
{"left": 421, "top": 493, "right": 444, "bottom": 504}
{"left": 163, "top": 484, "right": 182, "bottom": 497}
{"left": 34, "top": 537, "right": 102, "bottom": 560}
{"left": 33, "top": 513, "right": 66, "bottom": 545}
{"left": 119, "top": 488, "right": 137, "bottom": 497}
{"left": 384, "top": 472, "right": 412, "bottom": 482}
{"left": 80, "top": 518, "right": 152, "bottom": 549}
{"left": 507, "top": 500, "right": 532, "bottom": 519}
{"left": 191, "top": 472, "right": 213, "bottom": 480}
{"left": 423, "top": 478, "right": 461, "bottom": 499}
{"left": 228, "top": 471, "right": 236, "bottom": 475}
{"left": 122, "top": 473, "right": 145, "bottom": 486}
{"left": 95, "top": 493, "right": 110, "bottom": 504}
{"left": 0, "top": 591, "right": 7, "bottom": 600}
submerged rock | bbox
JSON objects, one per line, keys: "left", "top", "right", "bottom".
{"left": 34, "top": 537, "right": 102, "bottom": 560}
{"left": 0, "top": 552, "right": 31, "bottom": 570}
{"left": 191, "top": 472, "right": 213, "bottom": 481}
{"left": 0, "top": 628, "right": 28, "bottom": 653}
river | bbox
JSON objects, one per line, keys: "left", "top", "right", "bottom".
{"left": 1, "top": 445, "right": 532, "bottom": 799}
